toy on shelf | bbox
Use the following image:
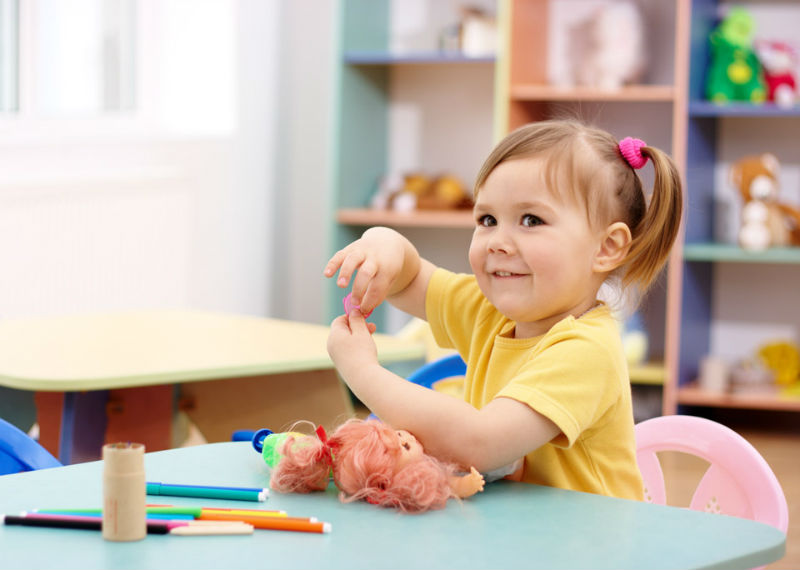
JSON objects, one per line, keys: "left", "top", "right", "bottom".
{"left": 370, "top": 172, "right": 473, "bottom": 212}
{"left": 705, "top": 7, "right": 767, "bottom": 103}
{"left": 253, "top": 419, "right": 485, "bottom": 513}
{"left": 755, "top": 40, "right": 798, "bottom": 108}
{"left": 563, "top": 0, "right": 646, "bottom": 90}
{"left": 758, "top": 341, "right": 800, "bottom": 388}
{"left": 731, "top": 153, "right": 800, "bottom": 250}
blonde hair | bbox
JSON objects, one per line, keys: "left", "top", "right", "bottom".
{"left": 474, "top": 119, "right": 682, "bottom": 294}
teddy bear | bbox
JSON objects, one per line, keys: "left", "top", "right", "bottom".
{"left": 565, "top": 1, "right": 646, "bottom": 90}
{"left": 755, "top": 40, "right": 798, "bottom": 108}
{"left": 705, "top": 7, "right": 767, "bottom": 103}
{"left": 370, "top": 172, "right": 473, "bottom": 212}
{"left": 731, "top": 153, "right": 800, "bottom": 250}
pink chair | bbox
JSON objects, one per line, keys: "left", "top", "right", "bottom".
{"left": 635, "top": 415, "right": 789, "bottom": 533}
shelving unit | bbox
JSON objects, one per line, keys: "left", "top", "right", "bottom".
{"left": 330, "top": 0, "right": 496, "bottom": 331}
{"left": 331, "top": 0, "right": 689, "bottom": 397}
{"left": 666, "top": 0, "right": 800, "bottom": 416}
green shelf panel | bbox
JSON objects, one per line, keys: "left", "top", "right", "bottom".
{"left": 683, "top": 243, "right": 800, "bottom": 264}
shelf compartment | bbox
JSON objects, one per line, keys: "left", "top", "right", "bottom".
{"left": 683, "top": 243, "right": 800, "bottom": 264}
{"left": 689, "top": 101, "right": 800, "bottom": 118}
{"left": 337, "top": 208, "right": 474, "bottom": 228}
{"left": 629, "top": 363, "right": 666, "bottom": 386}
{"left": 509, "top": 84, "right": 675, "bottom": 102}
{"left": 677, "top": 383, "right": 800, "bottom": 412}
{"left": 345, "top": 51, "right": 495, "bottom": 65}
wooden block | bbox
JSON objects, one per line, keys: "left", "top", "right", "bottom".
{"left": 105, "top": 385, "right": 174, "bottom": 452}
{"left": 179, "top": 370, "right": 355, "bottom": 443}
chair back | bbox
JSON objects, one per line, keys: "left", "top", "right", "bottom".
{"left": 406, "top": 353, "right": 466, "bottom": 389}
{"left": 635, "top": 415, "right": 788, "bottom": 533}
{"left": 0, "top": 418, "right": 62, "bottom": 475}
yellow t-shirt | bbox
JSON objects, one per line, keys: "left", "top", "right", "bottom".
{"left": 426, "top": 268, "right": 643, "bottom": 500}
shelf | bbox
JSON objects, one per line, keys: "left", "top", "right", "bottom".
{"left": 629, "top": 363, "right": 665, "bottom": 386}
{"left": 509, "top": 84, "right": 675, "bottom": 102}
{"left": 683, "top": 243, "right": 800, "bottom": 264}
{"left": 677, "top": 383, "right": 800, "bottom": 412}
{"left": 689, "top": 100, "right": 800, "bottom": 118}
{"left": 344, "top": 51, "right": 495, "bottom": 65}
{"left": 336, "top": 208, "right": 474, "bottom": 229}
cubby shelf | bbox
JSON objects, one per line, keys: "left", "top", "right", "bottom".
{"left": 344, "top": 51, "right": 495, "bottom": 65}
{"left": 336, "top": 208, "right": 474, "bottom": 229}
{"left": 688, "top": 100, "right": 800, "bottom": 117}
{"left": 677, "top": 384, "right": 800, "bottom": 412}
{"left": 510, "top": 84, "right": 675, "bottom": 102}
{"left": 683, "top": 243, "right": 800, "bottom": 264}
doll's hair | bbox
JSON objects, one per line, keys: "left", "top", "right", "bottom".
{"left": 474, "top": 119, "right": 683, "bottom": 296}
{"left": 269, "top": 419, "right": 457, "bottom": 513}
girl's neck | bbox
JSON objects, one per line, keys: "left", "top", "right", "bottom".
{"left": 514, "top": 300, "right": 600, "bottom": 339}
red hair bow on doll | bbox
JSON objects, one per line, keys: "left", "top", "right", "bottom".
{"left": 315, "top": 425, "right": 334, "bottom": 467}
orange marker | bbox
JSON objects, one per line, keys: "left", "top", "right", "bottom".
{"left": 199, "top": 512, "right": 331, "bottom": 533}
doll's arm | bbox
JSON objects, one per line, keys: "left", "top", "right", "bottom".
{"left": 448, "top": 467, "right": 485, "bottom": 499}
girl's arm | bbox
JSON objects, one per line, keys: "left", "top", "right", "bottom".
{"left": 328, "top": 311, "right": 561, "bottom": 474}
{"left": 323, "top": 226, "right": 436, "bottom": 319}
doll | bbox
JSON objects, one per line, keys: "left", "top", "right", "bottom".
{"left": 258, "top": 419, "right": 485, "bottom": 513}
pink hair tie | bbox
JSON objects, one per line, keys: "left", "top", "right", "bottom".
{"left": 619, "top": 137, "right": 649, "bottom": 169}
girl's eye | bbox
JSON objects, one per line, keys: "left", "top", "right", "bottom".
{"left": 476, "top": 214, "right": 496, "bottom": 227}
{"left": 521, "top": 214, "right": 544, "bottom": 227}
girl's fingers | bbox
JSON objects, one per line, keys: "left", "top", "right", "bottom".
{"left": 334, "top": 251, "right": 366, "bottom": 288}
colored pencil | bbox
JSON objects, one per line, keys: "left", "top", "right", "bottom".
{"left": 146, "top": 482, "right": 267, "bottom": 502}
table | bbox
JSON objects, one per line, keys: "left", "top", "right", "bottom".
{"left": 0, "top": 311, "right": 425, "bottom": 464}
{"left": 0, "top": 442, "right": 786, "bottom": 569}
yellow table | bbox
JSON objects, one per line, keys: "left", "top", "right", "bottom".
{"left": 0, "top": 310, "right": 425, "bottom": 464}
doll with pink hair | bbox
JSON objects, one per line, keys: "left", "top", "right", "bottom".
{"left": 267, "top": 418, "right": 485, "bottom": 513}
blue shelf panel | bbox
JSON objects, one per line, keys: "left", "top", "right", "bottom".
{"left": 684, "top": 243, "right": 800, "bottom": 264}
{"left": 689, "top": 100, "right": 800, "bottom": 117}
{"left": 344, "top": 51, "right": 495, "bottom": 65}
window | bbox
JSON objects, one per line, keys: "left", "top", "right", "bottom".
{"left": 0, "top": 0, "right": 136, "bottom": 117}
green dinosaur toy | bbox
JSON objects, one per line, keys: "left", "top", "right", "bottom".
{"left": 705, "top": 7, "right": 766, "bottom": 103}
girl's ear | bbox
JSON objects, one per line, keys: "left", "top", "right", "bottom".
{"left": 593, "top": 222, "right": 632, "bottom": 273}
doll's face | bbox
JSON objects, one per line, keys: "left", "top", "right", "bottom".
{"left": 394, "top": 430, "right": 424, "bottom": 470}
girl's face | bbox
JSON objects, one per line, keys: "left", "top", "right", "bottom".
{"left": 469, "top": 157, "right": 607, "bottom": 339}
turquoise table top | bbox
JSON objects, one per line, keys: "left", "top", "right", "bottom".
{"left": 0, "top": 442, "right": 786, "bottom": 569}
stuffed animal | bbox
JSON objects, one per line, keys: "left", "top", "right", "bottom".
{"left": 755, "top": 40, "right": 798, "bottom": 107}
{"left": 371, "top": 172, "right": 472, "bottom": 212}
{"left": 566, "top": 0, "right": 646, "bottom": 90}
{"left": 731, "top": 153, "right": 800, "bottom": 250}
{"left": 255, "top": 419, "right": 485, "bottom": 513}
{"left": 705, "top": 8, "right": 767, "bottom": 103}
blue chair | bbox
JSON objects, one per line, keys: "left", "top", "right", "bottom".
{"left": 0, "top": 418, "right": 62, "bottom": 475}
{"left": 405, "top": 353, "right": 466, "bottom": 389}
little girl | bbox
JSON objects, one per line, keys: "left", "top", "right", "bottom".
{"left": 323, "top": 119, "right": 682, "bottom": 500}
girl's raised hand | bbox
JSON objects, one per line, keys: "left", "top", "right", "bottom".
{"left": 323, "top": 227, "right": 408, "bottom": 316}
{"left": 327, "top": 310, "right": 378, "bottom": 379}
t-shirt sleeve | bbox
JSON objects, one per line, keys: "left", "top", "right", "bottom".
{"left": 497, "top": 328, "right": 623, "bottom": 449}
{"left": 425, "top": 268, "right": 488, "bottom": 356}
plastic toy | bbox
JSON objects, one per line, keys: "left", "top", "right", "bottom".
{"left": 566, "top": 0, "right": 645, "bottom": 89}
{"left": 254, "top": 419, "right": 485, "bottom": 513}
{"left": 730, "top": 153, "right": 800, "bottom": 249}
{"left": 342, "top": 292, "right": 372, "bottom": 318}
{"left": 755, "top": 40, "right": 798, "bottom": 107}
{"left": 705, "top": 7, "right": 767, "bottom": 103}
{"left": 370, "top": 172, "right": 472, "bottom": 212}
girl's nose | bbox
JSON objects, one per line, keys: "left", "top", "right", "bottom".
{"left": 487, "top": 227, "right": 513, "bottom": 254}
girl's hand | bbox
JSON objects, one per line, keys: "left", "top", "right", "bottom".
{"left": 327, "top": 310, "right": 378, "bottom": 379}
{"left": 323, "top": 227, "right": 410, "bottom": 316}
